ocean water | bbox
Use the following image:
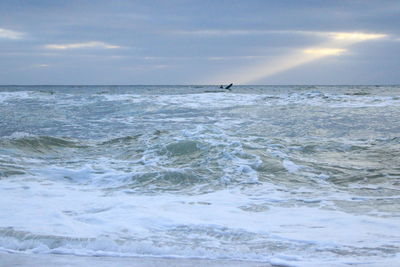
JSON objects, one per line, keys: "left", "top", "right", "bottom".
{"left": 0, "top": 85, "right": 399, "bottom": 266}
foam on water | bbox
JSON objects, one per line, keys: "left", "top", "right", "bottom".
{"left": 1, "top": 175, "right": 399, "bottom": 266}
{"left": 90, "top": 91, "right": 400, "bottom": 109}
{"left": 1, "top": 85, "right": 400, "bottom": 266}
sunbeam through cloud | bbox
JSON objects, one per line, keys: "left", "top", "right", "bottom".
{"left": 209, "top": 31, "right": 387, "bottom": 84}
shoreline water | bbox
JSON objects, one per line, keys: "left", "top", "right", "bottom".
{"left": 0, "top": 253, "right": 273, "bottom": 267}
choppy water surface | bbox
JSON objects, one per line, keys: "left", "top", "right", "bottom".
{"left": 0, "top": 85, "right": 399, "bottom": 266}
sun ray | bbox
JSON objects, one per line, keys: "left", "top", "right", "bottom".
{"left": 208, "top": 32, "right": 387, "bottom": 84}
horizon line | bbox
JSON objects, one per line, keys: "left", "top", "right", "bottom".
{"left": 1, "top": 84, "right": 399, "bottom": 86}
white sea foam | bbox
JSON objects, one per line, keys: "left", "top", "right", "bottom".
{"left": 282, "top": 159, "right": 303, "bottom": 173}
{"left": 0, "top": 176, "right": 399, "bottom": 265}
{"left": 4, "top": 131, "right": 36, "bottom": 139}
{"left": 0, "top": 91, "right": 33, "bottom": 103}
{"left": 3, "top": 88, "right": 399, "bottom": 110}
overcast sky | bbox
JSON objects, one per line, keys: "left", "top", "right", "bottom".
{"left": 0, "top": 0, "right": 399, "bottom": 85}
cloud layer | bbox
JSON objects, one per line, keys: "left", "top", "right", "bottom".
{"left": 0, "top": 0, "right": 399, "bottom": 84}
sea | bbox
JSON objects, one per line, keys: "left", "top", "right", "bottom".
{"left": 0, "top": 85, "right": 399, "bottom": 266}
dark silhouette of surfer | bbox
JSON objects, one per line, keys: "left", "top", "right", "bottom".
{"left": 206, "top": 83, "right": 233, "bottom": 93}
{"left": 225, "top": 83, "right": 233, "bottom": 91}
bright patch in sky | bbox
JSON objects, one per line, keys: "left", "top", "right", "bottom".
{"left": 303, "top": 48, "right": 346, "bottom": 56}
{"left": 32, "top": 64, "right": 49, "bottom": 68}
{"left": 331, "top": 32, "right": 387, "bottom": 42}
{"left": 0, "top": 28, "right": 24, "bottom": 40}
{"left": 44, "top": 41, "right": 120, "bottom": 50}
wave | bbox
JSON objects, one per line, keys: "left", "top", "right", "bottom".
{"left": 99, "top": 134, "right": 142, "bottom": 146}
{"left": 0, "top": 135, "right": 85, "bottom": 153}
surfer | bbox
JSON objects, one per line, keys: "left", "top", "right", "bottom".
{"left": 225, "top": 83, "right": 233, "bottom": 91}
{"left": 205, "top": 83, "right": 233, "bottom": 93}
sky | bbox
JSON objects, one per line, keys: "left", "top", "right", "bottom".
{"left": 0, "top": 0, "right": 399, "bottom": 85}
